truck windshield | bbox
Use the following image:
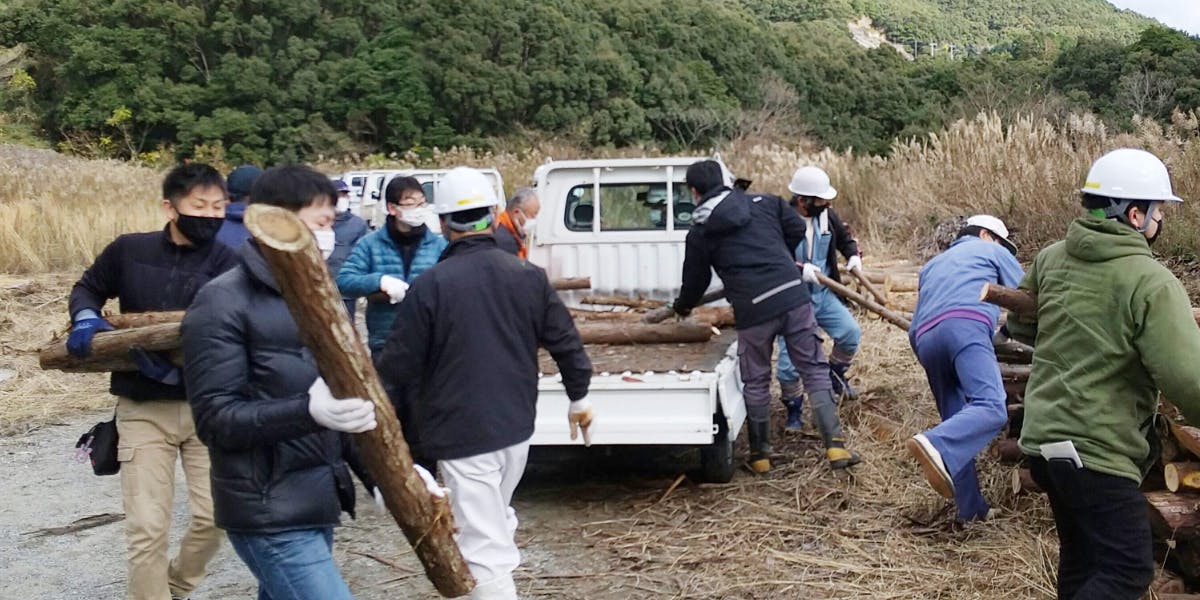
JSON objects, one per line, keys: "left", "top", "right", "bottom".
{"left": 564, "top": 183, "right": 694, "bottom": 232}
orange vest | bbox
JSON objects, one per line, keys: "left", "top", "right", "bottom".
{"left": 496, "top": 210, "right": 528, "bottom": 259}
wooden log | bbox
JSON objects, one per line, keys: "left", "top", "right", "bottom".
{"left": 1166, "top": 463, "right": 1200, "bottom": 493}
{"left": 1152, "top": 569, "right": 1188, "bottom": 595}
{"left": 551, "top": 277, "right": 590, "bottom": 291}
{"left": 576, "top": 320, "right": 715, "bottom": 345}
{"left": 690, "top": 306, "right": 736, "bottom": 329}
{"left": 980, "top": 283, "right": 1037, "bottom": 317}
{"left": 840, "top": 266, "right": 886, "bottom": 284}
{"left": 1011, "top": 468, "right": 1041, "bottom": 495}
{"left": 999, "top": 363, "right": 1031, "bottom": 382}
{"left": 568, "top": 309, "right": 637, "bottom": 322}
{"left": 993, "top": 438, "right": 1024, "bottom": 464}
{"left": 642, "top": 288, "right": 725, "bottom": 324}
{"left": 244, "top": 205, "right": 473, "bottom": 597}
{"left": 579, "top": 295, "right": 665, "bottom": 310}
{"left": 994, "top": 340, "right": 1034, "bottom": 365}
{"left": 1170, "top": 422, "right": 1200, "bottom": 461}
{"left": 816, "top": 272, "right": 911, "bottom": 331}
{"left": 884, "top": 275, "right": 918, "bottom": 294}
{"left": 105, "top": 311, "right": 186, "bottom": 329}
{"left": 847, "top": 267, "right": 889, "bottom": 306}
{"left": 1146, "top": 491, "right": 1200, "bottom": 540}
{"left": 38, "top": 323, "right": 182, "bottom": 373}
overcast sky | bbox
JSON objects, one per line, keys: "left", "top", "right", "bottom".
{"left": 1107, "top": 0, "right": 1200, "bottom": 35}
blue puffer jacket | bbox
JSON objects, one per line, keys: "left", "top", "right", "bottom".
{"left": 336, "top": 227, "right": 447, "bottom": 351}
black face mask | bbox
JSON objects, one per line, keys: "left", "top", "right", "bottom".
{"left": 804, "top": 198, "right": 828, "bottom": 218}
{"left": 175, "top": 214, "right": 224, "bottom": 245}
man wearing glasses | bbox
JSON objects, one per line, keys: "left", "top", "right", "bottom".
{"left": 337, "top": 176, "right": 447, "bottom": 355}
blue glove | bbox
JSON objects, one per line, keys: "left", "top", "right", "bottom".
{"left": 129, "top": 347, "right": 182, "bottom": 386}
{"left": 66, "top": 316, "right": 114, "bottom": 358}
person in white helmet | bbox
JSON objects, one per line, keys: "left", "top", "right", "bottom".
{"left": 375, "top": 167, "right": 594, "bottom": 600}
{"left": 775, "top": 166, "right": 865, "bottom": 432}
{"left": 1010, "top": 148, "right": 1200, "bottom": 599}
{"left": 905, "top": 214, "right": 1024, "bottom": 523}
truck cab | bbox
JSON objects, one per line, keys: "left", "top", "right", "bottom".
{"left": 527, "top": 157, "right": 743, "bottom": 483}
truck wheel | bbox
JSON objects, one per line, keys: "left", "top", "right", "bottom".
{"left": 697, "top": 416, "right": 734, "bottom": 483}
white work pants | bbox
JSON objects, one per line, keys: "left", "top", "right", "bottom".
{"left": 440, "top": 441, "right": 530, "bottom": 599}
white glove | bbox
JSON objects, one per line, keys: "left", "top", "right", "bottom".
{"left": 414, "top": 464, "right": 448, "bottom": 498}
{"left": 568, "top": 397, "right": 595, "bottom": 446}
{"left": 307, "top": 377, "right": 377, "bottom": 433}
{"left": 800, "top": 262, "right": 821, "bottom": 285}
{"left": 846, "top": 255, "right": 863, "bottom": 273}
{"left": 372, "top": 487, "right": 386, "bottom": 511}
{"left": 379, "top": 275, "right": 409, "bottom": 304}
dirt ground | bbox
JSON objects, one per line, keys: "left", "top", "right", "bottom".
{"left": 0, "top": 273, "right": 1074, "bottom": 599}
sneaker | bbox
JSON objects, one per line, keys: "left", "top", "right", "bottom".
{"left": 906, "top": 433, "right": 955, "bottom": 499}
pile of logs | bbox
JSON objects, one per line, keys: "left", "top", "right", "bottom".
{"left": 983, "top": 283, "right": 1200, "bottom": 597}
{"left": 839, "top": 259, "right": 921, "bottom": 314}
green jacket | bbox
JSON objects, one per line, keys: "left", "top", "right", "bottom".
{"left": 1013, "top": 216, "right": 1200, "bottom": 483}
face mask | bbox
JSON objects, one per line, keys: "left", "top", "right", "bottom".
{"left": 1146, "top": 215, "right": 1164, "bottom": 246}
{"left": 804, "top": 198, "right": 827, "bottom": 218}
{"left": 175, "top": 213, "right": 223, "bottom": 245}
{"left": 522, "top": 217, "right": 538, "bottom": 234}
{"left": 400, "top": 205, "right": 433, "bottom": 228}
{"left": 313, "top": 229, "right": 336, "bottom": 259}
{"left": 336, "top": 196, "right": 350, "bottom": 213}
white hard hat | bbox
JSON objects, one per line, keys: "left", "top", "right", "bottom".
{"left": 787, "top": 166, "right": 837, "bottom": 199}
{"left": 434, "top": 167, "right": 500, "bottom": 215}
{"left": 966, "top": 214, "right": 1016, "bottom": 255}
{"left": 1081, "top": 148, "right": 1182, "bottom": 202}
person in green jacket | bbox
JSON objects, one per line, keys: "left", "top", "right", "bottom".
{"left": 1011, "top": 148, "right": 1200, "bottom": 600}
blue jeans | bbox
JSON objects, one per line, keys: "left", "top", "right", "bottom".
{"left": 777, "top": 286, "right": 862, "bottom": 385}
{"left": 912, "top": 318, "right": 1008, "bottom": 521}
{"left": 227, "top": 528, "right": 354, "bottom": 600}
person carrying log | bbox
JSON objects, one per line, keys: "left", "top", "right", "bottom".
{"left": 670, "top": 160, "right": 860, "bottom": 472}
{"left": 67, "top": 163, "right": 237, "bottom": 600}
{"left": 905, "top": 215, "right": 1024, "bottom": 523}
{"left": 182, "top": 166, "right": 381, "bottom": 599}
{"left": 775, "top": 165, "right": 865, "bottom": 432}
{"left": 376, "top": 167, "right": 594, "bottom": 600}
{"left": 336, "top": 176, "right": 447, "bottom": 355}
{"left": 1010, "top": 148, "right": 1200, "bottom": 600}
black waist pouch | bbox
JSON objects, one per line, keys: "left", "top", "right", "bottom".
{"left": 76, "top": 418, "right": 120, "bottom": 476}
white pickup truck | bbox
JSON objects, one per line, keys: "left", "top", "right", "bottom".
{"left": 525, "top": 157, "right": 745, "bottom": 483}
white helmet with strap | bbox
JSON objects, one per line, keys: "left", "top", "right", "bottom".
{"left": 434, "top": 167, "right": 499, "bottom": 232}
{"left": 787, "top": 166, "right": 837, "bottom": 199}
{"left": 1082, "top": 148, "right": 1182, "bottom": 229}
{"left": 966, "top": 214, "right": 1017, "bottom": 255}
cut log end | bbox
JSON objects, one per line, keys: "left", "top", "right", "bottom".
{"left": 1011, "top": 468, "right": 1041, "bottom": 495}
{"left": 244, "top": 204, "right": 312, "bottom": 252}
{"left": 1165, "top": 462, "right": 1200, "bottom": 493}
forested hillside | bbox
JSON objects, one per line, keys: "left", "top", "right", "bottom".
{"left": 0, "top": 0, "right": 1190, "bottom": 163}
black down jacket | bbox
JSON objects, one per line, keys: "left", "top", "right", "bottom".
{"left": 182, "top": 242, "right": 358, "bottom": 534}
{"left": 673, "top": 187, "right": 810, "bottom": 328}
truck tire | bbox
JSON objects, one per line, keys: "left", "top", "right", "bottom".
{"left": 697, "top": 414, "right": 734, "bottom": 483}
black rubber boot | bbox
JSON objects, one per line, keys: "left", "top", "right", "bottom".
{"left": 810, "top": 389, "right": 861, "bottom": 469}
{"left": 782, "top": 396, "right": 804, "bottom": 431}
{"left": 747, "top": 418, "right": 772, "bottom": 473}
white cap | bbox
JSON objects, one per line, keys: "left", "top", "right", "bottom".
{"left": 966, "top": 214, "right": 1016, "bottom": 254}
{"left": 787, "top": 166, "right": 837, "bottom": 199}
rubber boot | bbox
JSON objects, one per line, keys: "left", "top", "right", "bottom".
{"left": 781, "top": 396, "right": 804, "bottom": 432}
{"left": 747, "top": 419, "right": 772, "bottom": 473}
{"left": 810, "top": 389, "right": 861, "bottom": 469}
{"left": 829, "top": 361, "right": 857, "bottom": 400}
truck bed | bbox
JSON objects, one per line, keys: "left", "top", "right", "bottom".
{"left": 538, "top": 331, "right": 738, "bottom": 375}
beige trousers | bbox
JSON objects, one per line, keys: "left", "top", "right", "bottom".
{"left": 115, "top": 397, "right": 222, "bottom": 600}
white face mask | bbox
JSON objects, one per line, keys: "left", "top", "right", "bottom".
{"left": 336, "top": 196, "right": 350, "bottom": 213}
{"left": 522, "top": 217, "right": 537, "bottom": 233}
{"left": 400, "top": 205, "right": 433, "bottom": 228}
{"left": 313, "top": 229, "right": 336, "bottom": 259}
